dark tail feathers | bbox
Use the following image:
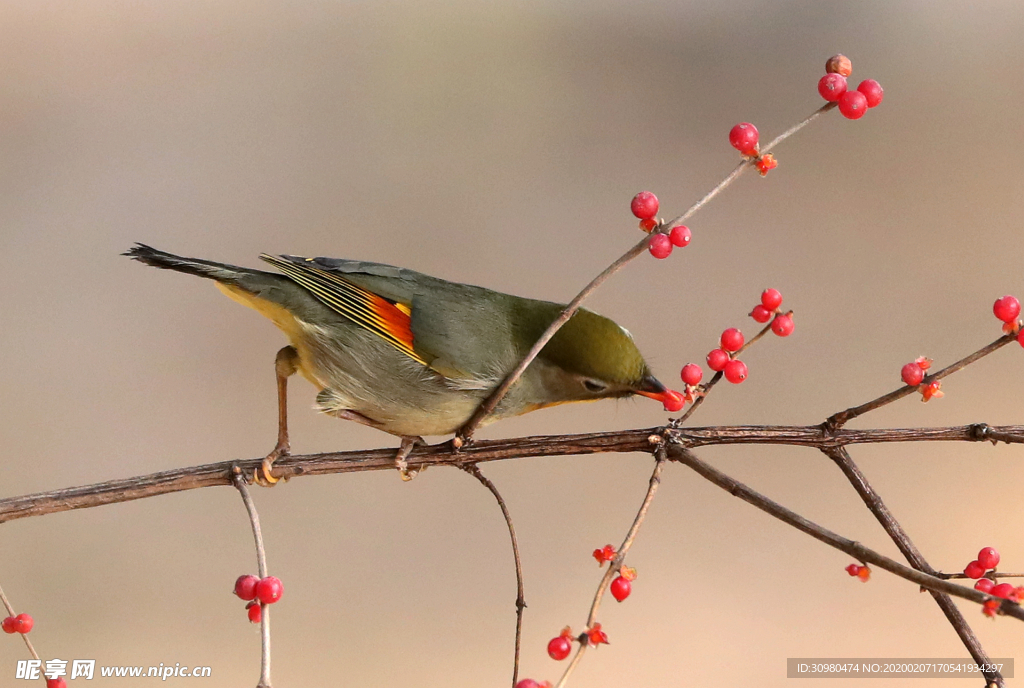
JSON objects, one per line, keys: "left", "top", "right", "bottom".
{"left": 124, "top": 244, "right": 254, "bottom": 283}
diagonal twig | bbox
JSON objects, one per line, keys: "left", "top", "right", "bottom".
{"left": 233, "top": 468, "right": 273, "bottom": 688}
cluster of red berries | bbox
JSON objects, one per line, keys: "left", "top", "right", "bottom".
{"left": 844, "top": 563, "right": 871, "bottom": 582}
{"left": 900, "top": 356, "right": 943, "bottom": 402}
{"left": 1, "top": 612, "right": 33, "bottom": 634}
{"left": 630, "top": 191, "right": 692, "bottom": 260}
{"left": 233, "top": 574, "right": 284, "bottom": 624}
{"left": 677, "top": 289, "right": 794, "bottom": 394}
{"left": 993, "top": 295, "right": 1024, "bottom": 345}
{"left": 727, "top": 122, "right": 777, "bottom": 176}
{"left": 817, "top": 54, "right": 884, "bottom": 120}
{"left": 962, "top": 547, "right": 1023, "bottom": 609}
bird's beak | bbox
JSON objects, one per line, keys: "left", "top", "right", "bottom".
{"left": 633, "top": 374, "right": 673, "bottom": 404}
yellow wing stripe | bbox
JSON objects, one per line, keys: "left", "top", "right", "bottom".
{"left": 260, "top": 254, "right": 427, "bottom": 366}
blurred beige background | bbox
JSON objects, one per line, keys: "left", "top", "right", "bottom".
{"left": 1, "top": 1, "right": 1022, "bottom": 686}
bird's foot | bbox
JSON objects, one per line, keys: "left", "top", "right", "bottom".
{"left": 395, "top": 436, "right": 426, "bottom": 481}
{"left": 254, "top": 443, "right": 290, "bottom": 487}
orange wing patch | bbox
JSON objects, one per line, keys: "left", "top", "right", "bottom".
{"left": 259, "top": 254, "right": 427, "bottom": 366}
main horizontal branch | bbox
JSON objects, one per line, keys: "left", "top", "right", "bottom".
{"left": 1, "top": 423, "right": 1021, "bottom": 524}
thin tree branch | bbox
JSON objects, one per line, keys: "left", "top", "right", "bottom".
{"left": 667, "top": 444, "right": 1024, "bottom": 621}
{"left": 555, "top": 449, "right": 668, "bottom": 688}
{"left": 1, "top": 424, "right": 1021, "bottom": 524}
{"left": 233, "top": 468, "right": 272, "bottom": 688}
{"left": 0, "top": 582, "right": 41, "bottom": 665}
{"left": 459, "top": 464, "right": 526, "bottom": 688}
{"left": 823, "top": 447, "right": 1002, "bottom": 686}
{"left": 827, "top": 332, "right": 1018, "bottom": 429}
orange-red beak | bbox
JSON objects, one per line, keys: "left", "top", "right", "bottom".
{"left": 634, "top": 374, "right": 685, "bottom": 412}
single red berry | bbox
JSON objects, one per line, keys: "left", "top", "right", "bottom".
{"left": 838, "top": 90, "right": 868, "bottom": 119}
{"left": 857, "top": 79, "right": 884, "bottom": 108}
{"left": 1019, "top": 329, "right": 1024, "bottom": 348}
{"left": 728, "top": 122, "right": 759, "bottom": 154}
{"left": 610, "top": 576, "right": 632, "bottom": 602}
{"left": 964, "top": 560, "right": 986, "bottom": 579}
{"left": 638, "top": 218, "right": 658, "bottom": 232}
{"left": 818, "top": 73, "right": 848, "bottom": 102}
{"left": 1, "top": 616, "right": 15, "bottom": 634}
{"left": 724, "top": 359, "right": 748, "bottom": 384}
{"left": 234, "top": 574, "right": 260, "bottom": 601}
{"left": 46, "top": 679, "right": 67, "bottom": 688}
{"left": 845, "top": 564, "right": 860, "bottom": 577}
{"left": 630, "top": 191, "right": 659, "bottom": 220}
{"left": 12, "top": 613, "right": 33, "bottom": 634}
{"left": 720, "top": 328, "right": 744, "bottom": 352}
{"left": 516, "top": 681, "right": 543, "bottom": 688}
{"left": 706, "top": 348, "right": 730, "bottom": 372}
{"left": 993, "top": 296, "right": 1020, "bottom": 323}
{"left": 771, "top": 314, "right": 795, "bottom": 337}
{"left": 991, "top": 583, "right": 1016, "bottom": 600}
{"left": 856, "top": 565, "right": 871, "bottom": 582}
{"left": 255, "top": 576, "right": 284, "bottom": 605}
{"left": 750, "top": 305, "right": 772, "bottom": 323}
{"left": 901, "top": 363, "right": 924, "bottom": 386}
{"left": 681, "top": 363, "right": 703, "bottom": 386}
{"left": 246, "top": 601, "right": 262, "bottom": 623}
{"left": 975, "top": 578, "right": 995, "bottom": 593}
{"left": 648, "top": 233, "right": 672, "bottom": 259}
{"left": 669, "top": 225, "right": 691, "bottom": 247}
{"left": 826, "top": 54, "right": 853, "bottom": 77}
{"left": 662, "top": 389, "right": 685, "bottom": 413}
{"left": 977, "top": 547, "right": 1000, "bottom": 570}
{"left": 761, "top": 288, "right": 783, "bottom": 310}
{"left": 547, "top": 635, "right": 572, "bottom": 660}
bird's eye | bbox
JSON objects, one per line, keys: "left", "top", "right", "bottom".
{"left": 583, "top": 379, "right": 607, "bottom": 393}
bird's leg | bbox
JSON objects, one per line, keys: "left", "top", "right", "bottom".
{"left": 257, "top": 346, "right": 299, "bottom": 486}
{"left": 325, "top": 408, "right": 425, "bottom": 481}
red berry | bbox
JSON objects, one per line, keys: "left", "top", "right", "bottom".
{"left": 857, "top": 79, "right": 884, "bottom": 108}
{"left": 728, "top": 122, "right": 759, "bottom": 154}
{"left": 630, "top": 191, "right": 659, "bottom": 220}
{"left": 838, "top": 90, "right": 868, "bottom": 119}
{"left": 516, "top": 681, "right": 543, "bottom": 688}
{"left": 1019, "top": 329, "right": 1024, "bottom": 348}
{"left": 760, "top": 288, "right": 783, "bottom": 310}
{"left": 648, "top": 233, "right": 672, "bottom": 259}
{"left": 826, "top": 54, "right": 853, "bottom": 77}
{"left": 901, "top": 363, "right": 924, "bottom": 386}
{"left": 706, "top": 349, "right": 730, "bottom": 372}
{"left": 681, "top": 363, "right": 703, "bottom": 386}
{"left": 845, "top": 564, "right": 860, "bottom": 577}
{"left": 720, "top": 328, "right": 744, "bottom": 352}
{"left": 856, "top": 565, "right": 871, "bottom": 582}
{"left": 983, "top": 599, "right": 1001, "bottom": 617}
{"left": 991, "top": 583, "right": 1016, "bottom": 600}
{"left": 12, "top": 613, "right": 33, "bottom": 634}
{"left": 638, "top": 218, "right": 658, "bottom": 232}
{"left": 610, "top": 576, "right": 632, "bottom": 602}
{"left": 964, "top": 560, "right": 986, "bottom": 579}
{"left": 669, "top": 225, "right": 691, "bottom": 247}
{"left": 977, "top": 547, "right": 1001, "bottom": 570}
{"left": 234, "top": 574, "right": 260, "bottom": 601}
{"left": 255, "top": 576, "right": 284, "bottom": 605}
{"left": 246, "top": 601, "right": 262, "bottom": 623}
{"left": 975, "top": 578, "right": 995, "bottom": 593}
{"left": 1, "top": 616, "right": 15, "bottom": 634}
{"left": 818, "top": 73, "right": 848, "bottom": 102}
{"left": 547, "top": 635, "right": 572, "bottom": 661}
{"left": 724, "top": 359, "right": 748, "bottom": 384}
{"left": 771, "top": 314, "right": 794, "bottom": 337}
{"left": 662, "top": 389, "right": 685, "bottom": 413}
{"left": 993, "top": 296, "right": 1020, "bottom": 323}
{"left": 750, "top": 305, "right": 772, "bottom": 323}
{"left": 46, "top": 680, "right": 67, "bottom": 688}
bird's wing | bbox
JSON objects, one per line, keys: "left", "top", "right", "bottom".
{"left": 259, "top": 254, "right": 428, "bottom": 366}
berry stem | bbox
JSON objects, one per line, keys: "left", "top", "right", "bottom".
{"left": 232, "top": 468, "right": 273, "bottom": 688}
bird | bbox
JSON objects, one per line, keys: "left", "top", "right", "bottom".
{"left": 125, "top": 244, "right": 677, "bottom": 482}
